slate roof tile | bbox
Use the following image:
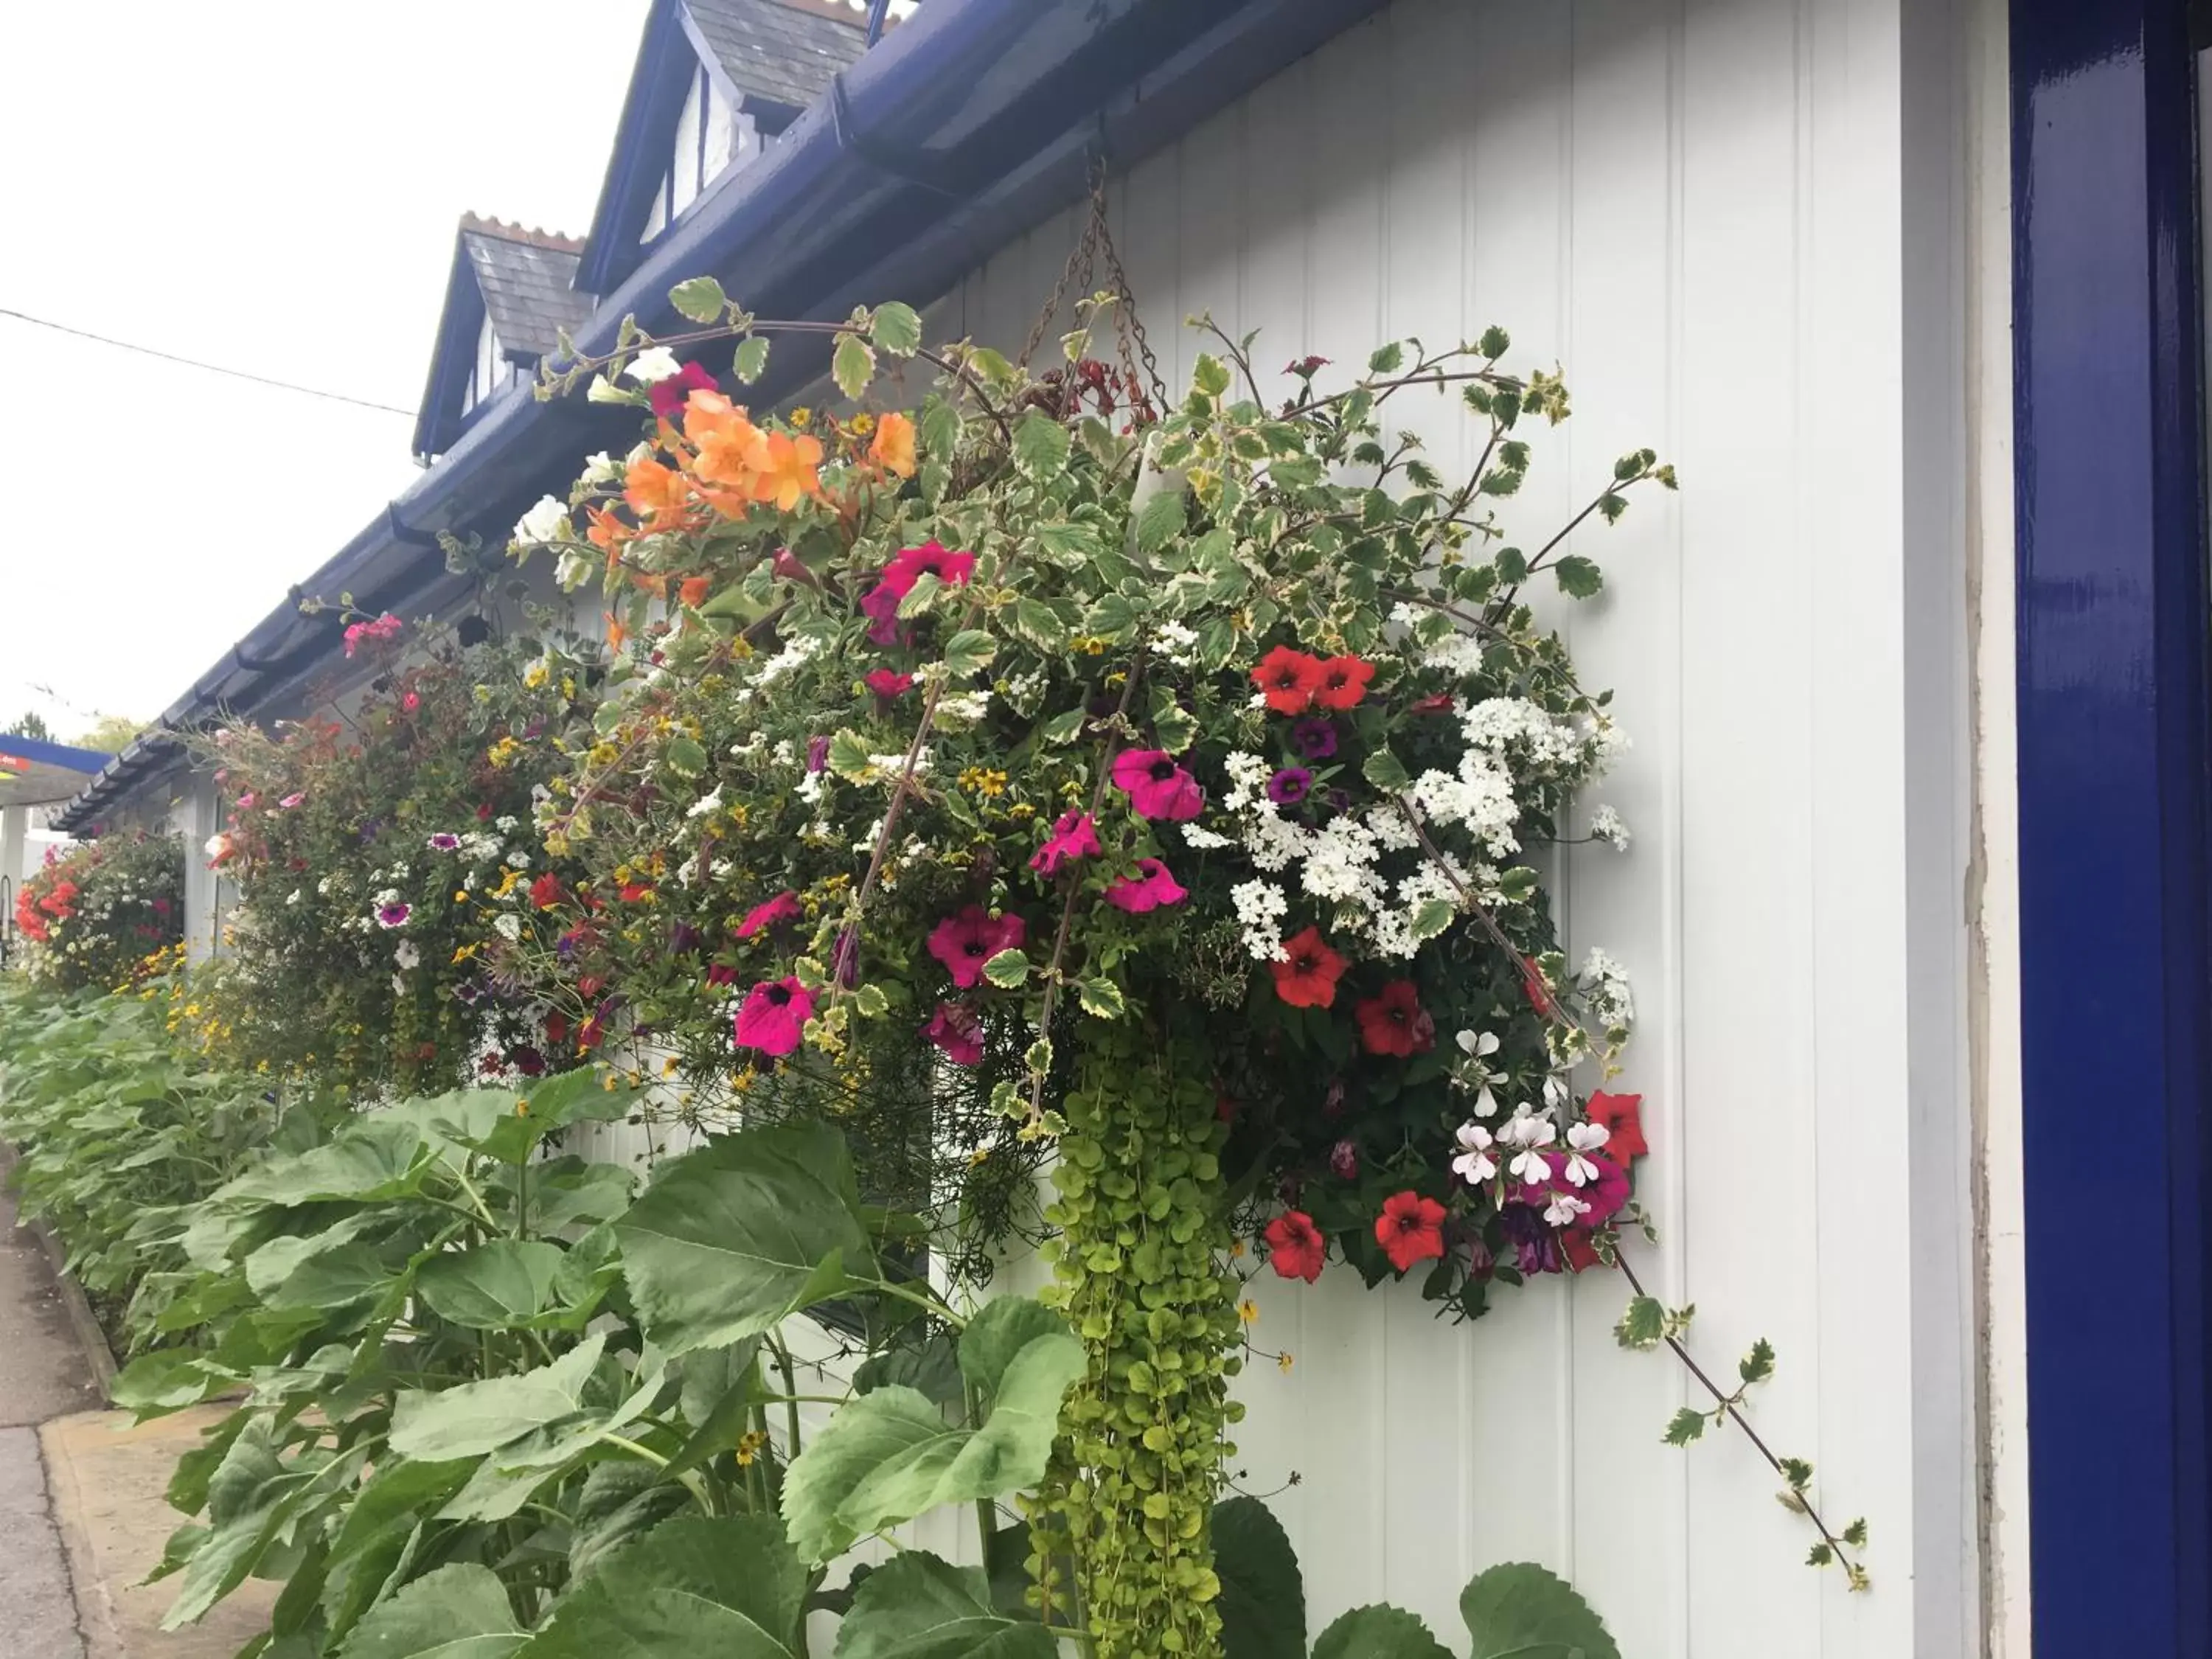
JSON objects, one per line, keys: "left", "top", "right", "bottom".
{"left": 684, "top": 0, "right": 867, "bottom": 115}
{"left": 458, "top": 214, "right": 593, "bottom": 361}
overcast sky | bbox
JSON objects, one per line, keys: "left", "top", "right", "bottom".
{"left": 0, "top": 2, "right": 656, "bottom": 742}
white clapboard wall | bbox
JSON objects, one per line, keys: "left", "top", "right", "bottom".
{"left": 584, "top": 0, "right": 1980, "bottom": 1652}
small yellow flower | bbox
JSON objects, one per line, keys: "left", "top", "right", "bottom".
{"left": 523, "top": 660, "right": 550, "bottom": 690}
{"left": 957, "top": 766, "right": 1009, "bottom": 799}
{"left": 789, "top": 406, "right": 813, "bottom": 428}
{"left": 736, "top": 1428, "right": 769, "bottom": 1466}
{"left": 1229, "top": 1238, "right": 1245, "bottom": 1259}
{"left": 1277, "top": 1351, "right": 1294, "bottom": 1374}
{"left": 849, "top": 411, "right": 876, "bottom": 436}
{"left": 515, "top": 1099, "right": 530, "bottom": 1117}
{"left": 1238, "top": 1299, "right": 1259, "bottom": 1326}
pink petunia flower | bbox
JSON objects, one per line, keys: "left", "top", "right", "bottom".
{"left": 1029, "top": 810, "right": 1101, "bottom": 877}
{"left": 864, "top": 669, "right": 914, "bottom": 699}
{"left": 1103, "top": 858, "right": 1188, "bottom": 914}
{"left": 858, "top": 540, "right": 974, "bottom": 648}
{"left": 734, "top": 977, "right": 813, "bottom": 1057}
{"left": 926, "top": 905, "right": 1026, "bottom": 988}
{"left": 736, "top": 891, "right": 801, "bottom": 939}
{"left": 279, "top": 793, "right": 305, "bottom": 809}
{"left": 1110, "top": 749, "right": 1204, "bottom": 821}
{"left": 647, "top": 360, "right": 717, "bottom": 420}
{"left": 922, "top": 1001, "right": 985, "bottom": 1065}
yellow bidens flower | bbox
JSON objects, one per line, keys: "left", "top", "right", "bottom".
{"left": 957, "top": 767, "right": 1009, "bottom": 798}
{"left": 487, "top": 736, "right": 524, "bottom": 768}
{"left": 1237, "top": 1298, "right": 1259, "bottom": 1326}
{"left": 522, "top": 659, "right": 550, "bottom": 690}
{"left": 736, "top": 1429, "right": 769, "bottom": 1466}
{"left": 1278, "top": 1351, "right": 1295, "bottom": 1374}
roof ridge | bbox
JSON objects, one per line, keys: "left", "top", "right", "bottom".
{"left": 458, "top": 212, "right": 586, "bottom": 254}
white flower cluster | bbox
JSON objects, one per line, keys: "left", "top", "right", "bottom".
{"left": 1577, "top": 947, "right": 1635, "bottom": 1033}
{"left": 1588, "top": 803, "right": 1630, "bottom": 850}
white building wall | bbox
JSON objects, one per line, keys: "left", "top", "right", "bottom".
{"left": 919, "top": 1, "right": 1978, "bottom": 1652}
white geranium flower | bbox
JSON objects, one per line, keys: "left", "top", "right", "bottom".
{"left": 1562, "top": 1121, "right": 1609, "bottom": 1186}
{"left": 1457, "top": 1029, "right": 1499, "bottom": 1058}
{"left": 513, "top": 495, "right": 567, "bottom": 545}
{"left": 1589, "top": 804, "right": 1630, "bottom": 851}
{"left": 1450, "top": 1121, "right": 1497, "bottom": 1185}
{"left": 625, "top": 347, "right": 682, "bottom": 383}
{"left": 1543, "top": 1192, "right": 1592, "bottom": 1228}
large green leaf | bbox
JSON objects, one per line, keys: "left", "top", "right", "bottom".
{"left": 1310, "top": 1606, "right": 1454, "bottom": 1659}
{"left": 955, "top": 1298, "right": 1068, "bottom": 1397}
{"left": 388, "top": 1335, "right": 605, "bottom": 1461}
{"left": 666, "top": 1337, "right": 762, "bottom": 1478}
{"left": 164, "top": 1424, "right": 356, "bottom": 1628}
{"left": 1214, "top": 1497, "right": 1305, "bottom": 1659}
{"left": 330, "top": 1458, "right": 473, "bottom": 1563}
{"left": 1460, "top": 1562, "right": 1618, "bottom": 1659}
{"left": 261, "top": 1243, "right": 401, "bottom": 1311}
{"left": 781, "top": 1317, "right": 1082, "bottom": 1562}
{"left": 616, "top": 1127, "right": 874, "bottom": 1356}
{"left": 216, "top": 1118, "right": 428, "bottom": 1208}
{"left": 111, "top": 1349, "right": 234, "bottom": 1415}
{"left": 416, "top": 1241, "right": 566, "bottom": 1329}
{"left": 339, "top": 1563, "right": 526, "bottom": 1659}
{"left": 518, "top": 1514, "right": 806, "bottom": 1658}
{"left": 834, "top": 1551, "right": 1055, "bottom": 1659}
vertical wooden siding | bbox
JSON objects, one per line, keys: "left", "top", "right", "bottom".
{"left": 930, "top": 1, "right": 1944, "bottom": 1653}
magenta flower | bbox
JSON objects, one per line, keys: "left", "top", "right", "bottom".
{"left": 927, "top": 905, "right": 1027, "bottom": 988}
{"left": 706, "top": 964, "right": 739, "bottom": 987}
{"left": 1329, "top": 1138, "right": 1360, "bottom": 1179}
{"left": 375, "top": 902, "right": 411, "bottom": 929}
{"left": 1029, "top": 810, "right": 1101, "bottom": 877}
{"left": 865, "top": 669, "right": 914, "bottom": 699}
{"left": 426, "top": 832, "right": 462, "bottom": 852}
{"left": 279, "top": 793, "right": 305, "bottom": 810}
{"left": 859, "top": 583, "right": 906, "bottom": 647}
{"left": 878, "top": 540, "right": 976, "bottom": 597}
{"left": 1103, "top": 858, "right": 1188, "bottom": 914}
{"left": 237, "top": 792, "right": 257, "bottom": 810}
{"left": 1110, "top": 749, "right": 1205, "bottom": 821}
{"left": 342, "top": 613, "right": 403, "bottom": 658}
{"left": 922, "top": 1001, "right": 985, "bottom": 1065}
{"left": 1291, "top": 717, "right": 1338, "bottom": 759}
{"left": 807, "top": 735, "right": 831, "bottom": 773}
{"left": 1266, "top": 768, "right": 1312, "bottom": 805}
{"left": 734, "top": 977, "right": 813, "bottom": 1057}
{"left": 736, "top": 891, "right": 801, "bottom": 939}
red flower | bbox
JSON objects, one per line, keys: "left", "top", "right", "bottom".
{"left": 1251, "top": 646, "right": 1326, "bottom": 714}
{"left": 1354, "top": 980, "right": 1434, "bottom": 1057}
{"left": 1313, "top": 655, "right": 1374, "bottom": 710}
{"left": 927, "top": 905, "right": 1027, "bottom": 989}
{"left": 1375, "top": 1191, "right": 1447, "bottom": 1273}
{"left": 706, "top": 963, "right": 739, "bottom": 987}
{"left": 1585, "top": 1091, "right": 1648, "bottom": 1161}
{"left": 922, "top": 1001, "right": 985, "bottom": 1065}
{"left": 1103, "top": 858, "right": 1187, "bottom": 914}
{"left": 1411, "top": 692, "right": 1455, "bottom": 715}
{"left": 1519, "top": 956, "right": 1561, "bottom": 1021}
{"left": 619, "top": 881, "right": 653, "bottom": 903}
{"left": 736, "top": 891, "right": 800, "bottom": 939}
{"left": 1265, "top": 1211, "right": 1326, "bottom": 1284}
{"left": 1560, "top": 1229, "right": 1607, "bottom": 1273}
{"left": 877, "top": 539, "right": 976, "bottom": 597}
{"left": 529, "top": 872, "right": 563, "bottom": 910}
{"left": 647, "top": 359, "right": 718, "bottom": 420}
{"left": 577, "top": 1015, "right": 606, "bottom": 1051}
{"left": 1270, "top": 926, "right": 1346, "bottom": 1009}
{"left": 543, "top": 1011, "right": 569, "bottom": 1046}
{"left": 1110, "top": 749, "right": 1205, "bottom": 821}
{"left": 734, "top": 977, "right": 813, "bottom": 1057}
{"left": 864, "top": 669, "right": 914, "bottom": 699}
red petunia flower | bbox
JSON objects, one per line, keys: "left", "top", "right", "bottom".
{"left": 1560, "top": 1228, "right": 1607, "bottom": 1273}
{"left": 1103, "top": 858, "right": 1187, "bottom": 914}
{"left": 647, "top": 360, "right": 718, "bottom": 420}
{"left": 1270, "top": 926, "right": 1346, "bottom": 1009}
{"left": 1354, "top": 980, "right": 1435, "bottom": 1057}
{"left": 1109, "top": 749, "right": 1205, "bottom": 821}
{"left": 927, "top": 905, "right": 1027, "bottom": 989}
{"left": 1265, "top": 1210, "right": 1326, "bottom": 1284}
{"left": 543, "top": 1011, "right": 569, "bottom": 1046}
{"left": 1411, "top": 692, "right": 1456, "bottom": 715}
{"left": 1251, "top": 646, "right": 1326, "bottom": 714}
{"left": 864, "top": 668, "right": 914, "bottom": 699}
{"left": 922, "top": 1001, "right": 985, "bottom": 1066}
{"left": 1585, "top": 1091, "right": 1648, "bottom": 1161}
{"left": 706, "top": 964, "right": 739, "bottom": 987}
{"left": 734, "top": 977, "right": 813, "bottom": 1057}
{"left": 736, "top": 890, "right": 800, "bottom": 939}
{"left": 1375, "top": 1191, "right": 1447, "bottom": 1273}
{"left": 529, "top": 872, "right": 563, "bottom": 910}
{"left": 619, "top": 881, "right": 653, "bottom": 903}
{"left": 1313, "top": 655, "right": 1374, "bottom": 711}
{"left": 1029, "top": 810, "right": 1101, "bottom": 877}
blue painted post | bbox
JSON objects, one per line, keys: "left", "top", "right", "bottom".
{"left": 2012, "top": 0, "right": 2212, "bottom": 1651}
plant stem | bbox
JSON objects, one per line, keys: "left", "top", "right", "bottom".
{"left": 771, "top": 1333, "right": 804, "bottom": 1461}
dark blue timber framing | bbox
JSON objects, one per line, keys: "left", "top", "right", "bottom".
{"left": 2013, "top": 0, "right": 2212, "bottom": 1650}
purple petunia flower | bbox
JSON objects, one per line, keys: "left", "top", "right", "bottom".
{"left": 1267, "top": 768, "right": 1313, "bottom": 805}
{"left": 427, "top": 832, "right": 462, "bottom": 852}
{"left": 1291, "top": 718, "right": 1338, "bottom": 759}
{"left": 807, "top": 735, "right": 831, "bottom": 774}
{"left": 375, "top": 902, "right": 411, "bottom": 929}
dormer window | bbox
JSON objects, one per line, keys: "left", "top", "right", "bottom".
{"left": 414, "top": 217, "right": 593, "bottom": 463}
{"left": 643, "top": 60, "right": 762, "bottom": 242}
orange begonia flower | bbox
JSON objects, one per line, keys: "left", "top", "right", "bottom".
{"left": 605, "top": 611, "right": 627, "bottom": 649}
{"left": 691, "top": 408, "right": 770, "bottom": 495}
{"left": 678, "top": 575, "right": 711, "bottom": 608}
{"left": 623, "top": 457, "right": 694, "bottom": 532}
{"left": 754, "top": 431, "right": 824, "bottom": 511}
{"left": 585, "top": 504, "right": 633, "bottom": 567}
{"left": 870, "top": 410, "right": 917, "bottom": 478}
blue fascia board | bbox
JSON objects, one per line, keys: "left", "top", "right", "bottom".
{"left": 56, "top": 0, "right": 1392, "bottom": 832}
{"left": 411, "top": 234, "right": 493, "bottom": 460}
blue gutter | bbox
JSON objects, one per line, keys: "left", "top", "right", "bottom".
{"left": 56, "top": 0, "right": 1393, "bottom": 832}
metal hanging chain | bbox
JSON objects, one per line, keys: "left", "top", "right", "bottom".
{"left": 1018, "top": 151, "right": 1168, "bottom": 412}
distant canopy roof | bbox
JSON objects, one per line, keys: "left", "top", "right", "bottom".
{"left": 0, "top": 737, "right": 115, "bottom": 807}
{"left": 685, "top": 0, "right": 867, "bottom": 114}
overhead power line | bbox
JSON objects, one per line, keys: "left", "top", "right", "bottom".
{"left": 0, "top": 305, "right": 414, "bottom": 416}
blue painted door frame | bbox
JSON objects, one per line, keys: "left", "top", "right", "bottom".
{"left": 2013, "top": 0, "right": 2212, "bottom": 1649}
